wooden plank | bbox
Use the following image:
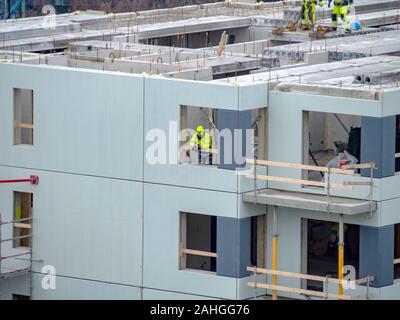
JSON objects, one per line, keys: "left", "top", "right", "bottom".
{"left": 356, "top": 276, "right": 375, "bottom": 285}
{"left": 181, "top": 248, "right": 217, "bottom": 258}
{"left": 343, "top": 163, "right": 375, "bottom": 170}
{"left": 247, "top": 266, "right": 342, "bottom": 285}
{"left": 14, "top": 122, "right": 33, "bottom": 129}
{"left": 246, "top": 282, "right": 352, "bottom": 300}
{"left": 394, "top": 258, "right": 400, "bottom": 265}
{"left": 247, "top": 266, "right": 374, "bottom": 287}
{"left": 343, "top": 181, "right": 373, "bottom": 186}
{"left": 247, "top": 159, "right": 355, "bottom": 176}
{"left": 13, "top": 223, "right": 31, "bottom": 229}
{"left": 246, "top": 174, "right": 353, "bottom": 190}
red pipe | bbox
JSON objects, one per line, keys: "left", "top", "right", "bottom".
{"left": 0, "top": 175, "right": 39, "bottom": 185}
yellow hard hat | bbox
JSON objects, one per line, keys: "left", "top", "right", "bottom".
{"left": 196, "top": 125, "right": 204, "bottom": 134}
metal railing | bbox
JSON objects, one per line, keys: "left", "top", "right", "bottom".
{"left": 247, "top": 266, "right": 374, "bottom": 300}
{"left": 246, "top": 159, "right": 376, "bottom": 216}
{"left": 0, "top": 213, "right": 32, "bottom": 279}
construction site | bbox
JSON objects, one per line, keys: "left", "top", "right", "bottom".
{"left": 0, "top": 0, "right": 400, "bottom": 300}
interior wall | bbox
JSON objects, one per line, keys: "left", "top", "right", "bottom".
{"left": 150, "top": 27, "right": 251, "bottom": 49}
{"left": 183, "top": 105, "right": 212, "bottom": 134}
{"left": 309, "top": 112, "right": 361, "bottom": 152}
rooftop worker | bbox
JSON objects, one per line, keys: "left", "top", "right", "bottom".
{"left": 187, "top": 125, "right": 213, "bottom": 165}
{"left": 329, "top": 0, "right": 353, "bottom": 33}
{"left": 300, "top": 0, "right": 324, "bottom": 29}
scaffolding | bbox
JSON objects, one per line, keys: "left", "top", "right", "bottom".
{"left": 246, "top": 159, "right": 376, "bottom": 300}
{"left": 0, "top": 213, "right": 32, "bottom": 280}
{"left": 247, "top": 266, "right": 374, "bottom": 300}
{"left": 0, "top": 175, "right": 38, "bottom": 300}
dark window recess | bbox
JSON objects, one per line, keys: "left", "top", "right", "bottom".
{"left": 251, "top": 217, "right": 258, "bottom": 267}
{"left": 306, "top": 219, "right": 359, "bottom": 292}
{"left": 394, "top": 224, "right": 400, "bottom": 280}
{"left": 396, "top": 115, "right": 400, "bottom": 172}
{"left": 12, "top": 294, "right": 30, "bottom": 300}
{"left": 250, "top": 215, "right": 266, "bottom": 268}
{"left": 180, "top": 212, "right": 217, "bottom": 272}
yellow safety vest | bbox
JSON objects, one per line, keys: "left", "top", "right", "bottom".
{"left": 333, "top": 0, "right": 352, "bottom": 6}
{"left": 190, "top": 133, "right": 212, "bottom": 150}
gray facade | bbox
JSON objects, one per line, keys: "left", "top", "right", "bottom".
{"left": 1, "top": 0, "right": 400, "bottom": 300}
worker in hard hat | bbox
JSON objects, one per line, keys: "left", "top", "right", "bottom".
{"left": 300, "top": 0, "right": 324, "bottom": 29}
{"left": 187, "top": 125, "right": 213, "bottom": 165}
{"left": 329, "top": 0, "right": 353, "bottom": 33}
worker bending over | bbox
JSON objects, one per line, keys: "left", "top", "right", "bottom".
{"left": 187, "top": 125, "right": 213, "bottom": 165}
{"left": 301, "top": 0, "right": 324, "bottom": 29}
{"left": 329, "top": 0, "right": 353, "bottom": 33}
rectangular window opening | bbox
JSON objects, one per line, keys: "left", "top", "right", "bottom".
{"left": 394, "top": 224, "right": 400, "bottom": 280}
{"left": 14, "top": 88, "right": 34, "bottom": 146}
{"left": 304, "top": 218, "right": 359, "bottom": 292}
{"left": 250, "top": 215, "right": 266, "bottom": 268}
{"left": 179, "top": 212, "right": 217, "bottom": 273}
{"left": 179, "top": 105, "right": 268, "bottom": 167}
{"left": 303, "top": 111, "right": 361, "bottom": 186}
{"left": 12, "top": 294, "right": 31, "bottom": 300}
{"left": 396, "top": 115, "right": 400, "bottom": 173}
{"left": 179, "top": 105, "right": 218, "bottom": 166}
{"left": 13, "top": 192, "right": 32, "bottom": 248}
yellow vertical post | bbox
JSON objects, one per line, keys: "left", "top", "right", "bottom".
{"left": 272, "top": 206, "right": 278, "bottom": 300}
{"left": 338, "top": 243, "right": 344, "bottom": 297}
{"left": 338, "top": 214, "right": 345, "bottom": 299}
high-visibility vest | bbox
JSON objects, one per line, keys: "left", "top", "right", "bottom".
{"left": 15, "top": 206, "right": 22, "bottom": 220}
{"left": 303, "top": 0, "right": 323, "bottom": 5}
{"left": 190, "top": 133, "right": 212, "bottom": 150}
{"left": 333, "top": 0, "right": 353, "bottom": 6}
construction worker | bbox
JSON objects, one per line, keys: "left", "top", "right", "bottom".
{"left": 187, "top": 125, "right": 213, "bottom": 165}
{"left": 329, "top": 0, "right": 353, "bottom": 33}
{"left": 300, "top": 0, "right": 324, "bottom": 29}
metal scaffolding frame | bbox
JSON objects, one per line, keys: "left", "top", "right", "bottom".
{"left": 246, "top": 159, "right": 377, "bottom": 300}
{"left": 0, "top": 213, "right": 32, "bottom": 280}
{"left": 0, "top": 175, "right": 38, "bottom": 300}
